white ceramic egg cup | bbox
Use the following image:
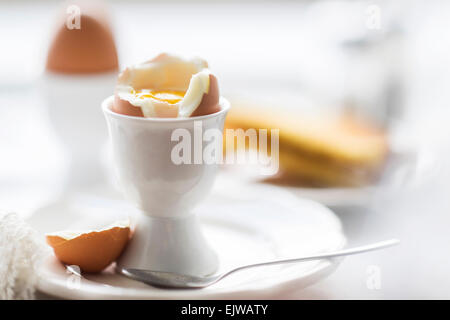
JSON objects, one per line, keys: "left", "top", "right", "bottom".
{"left": 41, "top": 72, "right": 117, "bottom": 190}
{"left": 102, "top": 96, "right": 229, "bottom": 276}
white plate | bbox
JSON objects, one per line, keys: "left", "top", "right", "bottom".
{"left": 29, "top": 175, "right": 346, "bottom": 299}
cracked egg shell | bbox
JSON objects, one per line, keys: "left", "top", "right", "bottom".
{"left": 113, "top": 54, "right": 220, "bottom": 118}
{"left": 46, "top": 220, "right": 130, "bottom": 273}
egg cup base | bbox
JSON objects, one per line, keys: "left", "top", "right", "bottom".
{"left": 116, "top": 213, "right": 219, "bottom": 277}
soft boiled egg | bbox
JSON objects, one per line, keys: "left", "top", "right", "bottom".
{"left": 46, "top": 220, "right": 131, "bottom": 273}
{"left": 113, "top": 53, "right": 221, "bottom": 118}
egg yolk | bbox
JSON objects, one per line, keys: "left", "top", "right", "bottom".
{"left": 132, "top": 89, "right": 185, "bottom": 104}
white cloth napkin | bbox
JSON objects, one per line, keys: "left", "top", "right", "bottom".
{"left": 0, "top": 211, "right": 46, "bottom": 299}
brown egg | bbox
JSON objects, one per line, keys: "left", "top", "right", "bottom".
{"left": 46, "top": 1, "right": 118, "bottom": 74}
{"left": 113, "top": 54, "right": 221, "bottom": 118}
{"left": 191, "top": 74, "right": 221, "bottom": 117}
{"left": 113, "top": 93, "right": 144, "bottom": 117}
{"left": 46, "top": 221, "right": 130, "bottom": 273}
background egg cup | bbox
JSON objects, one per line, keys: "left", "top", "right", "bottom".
{"left": 41, "top": 72, "right": 117, "bottom": 191}
{"left": 102, "top": 95, "right": 230, "bottom": 277}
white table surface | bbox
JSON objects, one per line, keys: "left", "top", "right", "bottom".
{"left": 2, "top": 0, "right": 450, "bottom": 299}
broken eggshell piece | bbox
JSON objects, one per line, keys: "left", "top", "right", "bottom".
{"left": 46, "top": 220, "right": 131, "bottom": 273}
{"left": 113, "top": 54, "right": 221, "bottom": 118}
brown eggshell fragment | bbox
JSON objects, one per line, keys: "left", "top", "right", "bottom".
{"left": 191, "top": 74, "right": 221, "bottom": 117}
{"left": 113, "top": 94, "right": 144, "bottom": 117}
{"left": 46, "top": 225, "right": 130, "bottom": 273}
{"left": 46, "top": 1, "right": 118, "bottom": 74}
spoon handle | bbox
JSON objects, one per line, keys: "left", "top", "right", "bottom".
{"left": 223, "top": 238, "right": 400, "bottom": 278}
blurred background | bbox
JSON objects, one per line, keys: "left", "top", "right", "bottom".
{"left": 1, "top": 0, "right": 450, "bottom": 299}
